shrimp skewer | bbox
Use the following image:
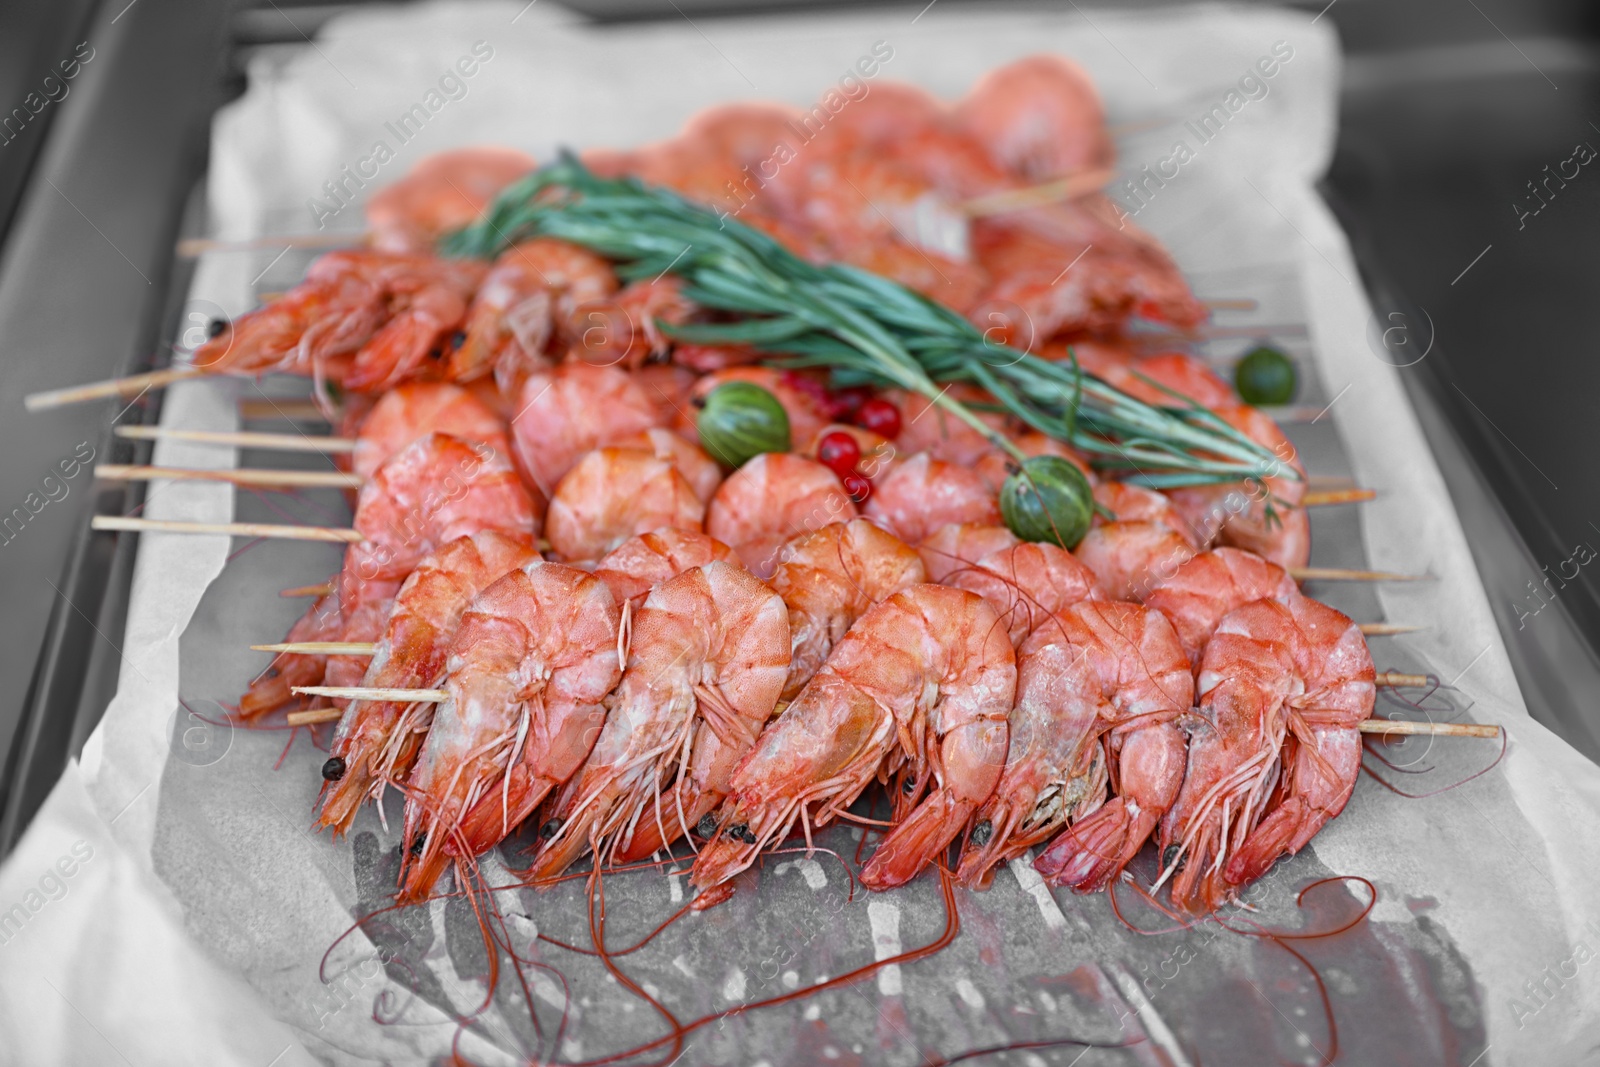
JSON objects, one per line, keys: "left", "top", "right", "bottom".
{"left": 315, "top": 530, "right": 540, "bottom": 835}
{"left": 530, "top": 561, "right": 790, "bottom": 880}
{"left": 1156, "top": 594, "right": 1374, "bottom": 911}
{"left": 400, "top": 560, "right": 622, "bottom": 902}
{"left": 1031, "top": 600, "right": 1193, "bottom": 891}
{"left": 692, "top": 585, "right": 1015, "bottom": 894}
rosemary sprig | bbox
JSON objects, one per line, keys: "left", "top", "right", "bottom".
{"left": 442, "top": 155, "right": 1293, "bottom": 487}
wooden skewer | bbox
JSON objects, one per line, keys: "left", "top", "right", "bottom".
{"left": 115, "top": 426, "right": 358, "bottom": 453}
{"left": 1358, "top": 718, "right": 1498, "bottom": 739}
{"left": 241, "top": 399, "right": 330, "bottom": 421}
{"left": 1202, "top": 298, "right": 1258, "bottom": 312}
{"left": 292, "top": 685, "right": 447, "bottom": 702}
{"left": 253, "top": 641, "right": 376, "bottom": 654}
{"left": 261, "top": 620, "right": 1421, "bottom": 658}
{"left": 961, "top": 167, "right": 1115, "bottom": 217}
{"left": 287, "top": 707, "right": 345, "bottom": 726}
{"left": 24, "top": 366, "right": 207, "bottom": 412}
{"left": 1290, "top": 567, "right": 1426, "bottom": 582}
{"left": 176, "top": 231, "right": 363, "bottom": 257}
{"left": 92, "top": 515, "right": 362, "bottom": 543}
{"left": 96, "top": 464, "right": 362, "bottom": 490}
{"left": 1358, "top": 623, "right": 1423, "bottom": 636}
{"left": 1375, "top": 671, "right": 1432, "bottom": 688}
{"left": 1302, "top": 488, "right": 1376, "bottom": 507}
{"left": 280, "top": 582, "right": 335, "bottom": 598}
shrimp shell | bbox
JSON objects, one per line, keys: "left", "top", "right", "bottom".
{"left": 705, "top": 453, "right": 857, "bottom": 579}
{"left": 544, "top": 447, "right": 705, "bottom": 564}
{"left": 352, "top": 382, "right": 509, "bottom": 482}
{"left": 510, "top": 363, "right": 663, "bottom": 497}
{"left": 864, "top": 452, "right": 1001, "bottom": 545}
{"left": 592, "top": 528, "right": 736, "bottom": 611}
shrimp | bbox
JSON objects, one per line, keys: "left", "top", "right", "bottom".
{"left": 399, "top": 560, "right": 622, "bottom": 902}
{"left": 766, "top": 518, "right": 928, "bottom": 700}
{"left": 944, "top": 540, "right": 1104, "bottom": 647}
{"left": 682, "top": 101, "right": 804, "bottom": 170}
{"left": 365, "top": 146, "right": 537, "bottom": 253}
{"left": 544, "top": 448, "right": 705, "bottom": 564}
{"left": 973, "top": 432, "right": 1096, "bottom": 493}
{"left": 634, "top": 362, "right": 699, "bottom": 427}
{"left": 893, "top": 386, "right": 1009, "bottom": 465}
{"left": 1031, "top": 600, "right": 1193, "bottom": 891}
{"left": 1092, "top": 481, "right": 1201, "bottom": 545}
{"left": 778, "top": 152, "right": 972, "bottom": 265}
{"left": 196, "top": 251, "right": 481, "bottom": 390}
{"left": 836, "top": 239, "right": 990, "bottom": 314}
{"left": 594, "top": 276, "right": 697, "bottom": 368}
{"left": 955, "top": 614, "right": 1110, "bottom": 888}
{"left": 1157, "top": 594, "right": 1374, "bottom": 911}
{"left": 531, "top": 561, "right": 790, "bottom": 878}
{"left": 345, "top": 432, "right": 539, "bottom": 583}
{"left": 592, "top": 528, "right": 735, "bottom": 610}
{"left": 864, "top": 452, "right": 1001, "bottom": 545}
{"left": 692, "top": 585, "right": 1015, "bottom": 893}
{"left": 610, "top": 428, "right": 722, "bottom": 502}
{"left": 1074, "top": 520, "right": 1198, "bottom": 602}
{"left": 1144, "top": 548, "right": 1299, "bottom": 666}
{"left": 352, "top": 382, "right": 509, "bottom": 482}
{"left": 316, "top": 531, "right": 540, "bottom": 835}
{"left": 1166, "top": 404, "right": 1307, "bottom": 568}
{"left": 239, "top": 590, "right": 344, "bottom": 719}
{"left": 916, "top": 522, "right": 1019, "bottom": 583}
{"left": 1111, "top": 351, "right": 1234, "bottom": 411}
{"left": 954, "top": 55, "right": 1114, "bottom": 181}
{"left": 510, "top": 362, "right": 663, "bottom": 497}
{"left": 684, "top": 368, "right": 832, "bottom": 451}
{"left": 446, "top": 238, "right": 617, "bottom": 387}
{"left": 704, "top": 453, "right": 857, "bottom": 578}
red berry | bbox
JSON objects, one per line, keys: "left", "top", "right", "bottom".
{"left": 826, "top": 385, "right": 874, "bottom": 419}
{"left": 780, "top": 370, "right": 831, "bottom": 406}
{"left": 816, "top": 431, "right": 862, "bottom": 476}
{"left": 855, "top": 397, "right": 902, "bottom": 439}
{"left": 842, "top": 471, "right": 873, "bottom": 503}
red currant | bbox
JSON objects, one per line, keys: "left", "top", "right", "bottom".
{"left": 816, "top": 431, "right": 862, "bottom": 476}
{"left": 825, "top": 385, "right": 874, "bottom": 419}
{"left": 855, "top": 397, "right": 902, "bottom": 439}
{"left": 842, "top": 471, "right": 873, "bottom": 503}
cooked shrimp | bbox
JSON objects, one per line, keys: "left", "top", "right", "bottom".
{"left": 316, "top": 531, "right": 539, "bottom": 835}
{"left": 340, "top": 257, "right": 489, "bottom": 394}
{"left": 1031, "top": 600, "right": 1193, "bottom": 891}
{"left": 893, "top": 386, "right": 1008, "bottom": 465}
{"left": 916, "top": 522, "right": 1019, "bottom": 583}
{"left": 778, "top": 153, "right": 972, "bottom": 265}
{"left": 400, "top": 560, "right": 622, "bottom": 902}
{"left": 1112, "top": 351, "right": 1234, "bottom": 410}
{"left": 1092, "top": 481, "right": 1201, "bottom": 545}
{"left": 1074, "top": 520, "right": 1198, "bottom": 602}
{"left": 836, "top": 239, "right": 989, "bottom": 314}
{"left": 973, "top": 432, "right": 1096, "bottom": 492}
{"left": 955, "top": 55, "right": 1114, "bottom": 181}
{"left": 239, "top": 589, "right": 344, "bottom": 719}
{"left": 352, "top": 382, "right": 509, "bottom": 482}
{"left": 1144, "top": 547, "right": 1299, "bottom": 666}
{"left": 1166, "top": 404, "right": 1307, "bottom": 568}
{"left": 510, "top": 362, "right": 663, "bottom": 496}
{"left": 193, "top": 251, "right": 462, "bottom": 388}
{"left": 1157, "top": 594, "right": 1374, "bottom": 911}
{"left": 590, "top": 276, "right": 697, "bottom": 368}
{"left": 447, "top": 238, "right": 617, "bottom": 387}
{"left": 545, "top": 447, "right": 704, "bottom": 564}
{"left": 956, "top": 614, "right": 1110, "bottom": 888}
{"left": 682, "top": 101, "right": 804, "bottom": 169}
{"left": 704, "top": 452, "right": 857, "bottom": 578}
{"left": 634, "top": 362, "right": 699, "bottom": 427}
{"left": 345, "top": 432, "right": 539, "bottom": 583}
{"left": 943, "top": 540, "right": 1104, "bottom": 647}
{"left": 592, "top": 528, "right": 735, "bottom": 610}
{"left": 864, "top": 451, "right": 1000, "bottom": 545}
{"left": 684, "top": 368, "right": 832, "bottom": 450}
{"left": 366, "top": 146, "right": 537, "bottom": 253}
{"left": 766, "top": 518, "right": 928, "bottom": 700}
{"left": 692, "top": 585, "right": 1015, "bottom": 893}
{"left": 610, "top": 427, "right": 722, "bottom": 502}
{"left": 531, "top": 561, "right": 790, "bottom": 877}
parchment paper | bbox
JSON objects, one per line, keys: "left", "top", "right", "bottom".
{"left": 4, "top": 4, "right": 1600, "bottom": 1065}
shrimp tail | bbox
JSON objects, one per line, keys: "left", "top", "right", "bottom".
{"left": 860, "top": 787, "right": 979, "bottom": 891}
{"left": 1034, "top": 796, "right": 1157, "bottom": 892}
